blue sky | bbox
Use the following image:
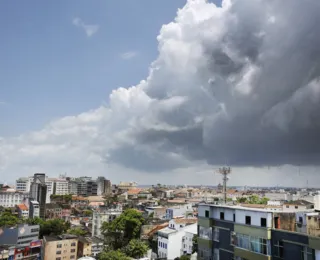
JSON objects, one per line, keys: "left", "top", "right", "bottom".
{"left": 0, "top": 0, "right": 186, "bottom": 136}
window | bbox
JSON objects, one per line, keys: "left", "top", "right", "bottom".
{"left": 274, "top": 241, "right": 283, "bottom": 258}
{"left": 301, "top": 246, "right": 313, "bottom": 260}
{"left": 299, "top": 217, "right": 303, "bottom": 223}
{"left": 233, "top": 213, "right": 236, "bottom": 222}
{"left": 57, "top": 244, "right": 62, "bottom": 248}
{"left": 220, "top": 212, "right": 224, "bottom": 220}
{"left": 56, "top": 251, "right": 61, "bottom": 255}
{"left": 213, "top": 248, "right": 219, "bottom": 260}
{"left": 261, "top": 218, "right": 267, "bottom": 227}
{"left": 56, "top": 258, "right": 61, "bottom": 260}
{"left": 71, "top": 249, "right": 76, "bottom": 253}
{"left": 233, "top": 233, "right": 270, "bottom": 256}
{"left": 205, "top": 210, "right": 209, "bottom": 218}
{"left": 71, "top": 242, "right": 76, "bottom": 246}
{"left": 286, "top": 205, "right": 289, "bottom": 208}
{"left": 199, "top": 226, "right": 212, "bottom": 240}
{"left": 70, "top": 256, "right": 75, "bottom": 259}
{"left": 31, "top": 228, "right": 39, "bottom": 232}
{"left": 213, "top": 227, "right": 220, "bottom": 242}
{"left": 274, "top": 217, "right": 280, "bottom": 229}
{"left": 295, "top": 206, "right": 298, "bottom": 209}
{"left": 245, "top": 216, "right": 251, "bottom": 225}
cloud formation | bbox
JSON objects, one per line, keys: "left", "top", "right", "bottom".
{"left": 1, "top": 0, "right": 320, "bottom": 182}
{"left": 72, "top": 17, "right": 99, "bottom": 37}
{"left": 120, "top": 51, "right": 138, "bottom": 60}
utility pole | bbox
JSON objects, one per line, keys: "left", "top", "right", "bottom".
{"left": 218, "top": 167, "right": 231, "bottom": 204}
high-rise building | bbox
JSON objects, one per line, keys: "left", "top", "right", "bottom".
{"left": 15, "top": 177, "right": 30, "bottom": 193}
{"left": 87, "top": 181, "right": 98, "bottom": 196}
{"left": 97, "top": 177, "right": 105, "bottom": 196}
{"left": 29, "top": 173, "right": 47, "bottom": 219}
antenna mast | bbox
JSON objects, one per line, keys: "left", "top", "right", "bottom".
{"left": 219, "top": 166, "right": 232, "bottom": 204}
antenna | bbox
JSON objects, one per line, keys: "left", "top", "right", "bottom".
{"left": 218, "top": 166, "right": 232, "bottom": 204}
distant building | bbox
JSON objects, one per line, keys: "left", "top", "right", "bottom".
{"left": 68, "top": 181, "right": 78, "bottom": 195}
{"left": 29, "top": 173, "right": 47, "bottom": 218}
{"left": 0, "top": 189, "right": 28, "bottom": 208}
{"left": 43, "top": 234, "right": 78, "bottom": 260}
{"left": 118, "top": 181, "right": 137, "bottom": 191}
{"left": 45, "top": 203, "right": 62, "bottom": 219}
{"left": 15, "top": 178, "right": 30, "bottom": 193}
{"left": 283, "top": 200, "right": 314, "bottom": 212}
{"left": 77, "top": 236, "right": 104, "bottom": 258}
{"left": 86, "top": 181, "right": 98, "bottom": 196}
{"left": 166, "top": 203, "right": 193, "bottom": 219}
{"left": 54, "top": 179, "right": 69, "bottom": 195}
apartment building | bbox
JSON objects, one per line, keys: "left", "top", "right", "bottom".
{"left": 54, "top": 179, "right": 69, "bottom": 195}
{"left": 43, "top": 234, "right": 78, "bottom": 260}
{"left": 198, "top": 203, "right": 320, "bottom": 260}
{"left": 29, "top": 173, "right": 47, "bottom": 218}
{"left": 45, "top": 203, "right": 62, "bottom": 219}
{"left": 77, "top": 236, "right": 104, "bottom": 258}
{"left": 15, "top": 177, "right": 30, "bottom": 192}
{"left": 0, "top": 189, "right": 28, "bottom": 207}
{"left": 92, "top": 206, "right": 123, "bottom": 238}
{"left": 29, "top": 200, "right": 40, "bottom": 218}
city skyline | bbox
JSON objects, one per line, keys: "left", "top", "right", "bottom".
{"left": 1, "top": 0, "right": 320, "bottom": 186}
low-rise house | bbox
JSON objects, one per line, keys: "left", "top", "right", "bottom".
{"left": 283, "top": 200, "right": 314, "bottom": 212}
{"left": 157, "top": 221, "right": 197, "bottom": 259}
{"left": 145, "top": 206, "right": 167, "bottom": 219}
{"left": 138, "top": 190, "right": 152, "bottom": 200}
{"left": 43, "top": 234, "right": 78, "bottom": 260}
{"left": 127, "top": 188, "right": 142, "bottom": 199}
{"left": 71, "top": 196, "right": 88, "bottom": 208}
{"left": 181, "top": 229, "right": 197, "bottom": 256}
{"left": 166, "top": 203, "right": 193, "bottom": 219}
{"left": 16, "top": 203, "right": 29, "bottom": 218}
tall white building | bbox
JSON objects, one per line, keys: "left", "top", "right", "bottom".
{"left": 0, "top": 189, "right": 28, "bottom": 208}
{"left": 54, "top": 179, "right": 69, "bottom": 195}
{"left": 15, "top": 178, "right": 30, "bottom": 193}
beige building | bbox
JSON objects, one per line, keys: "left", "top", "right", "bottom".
{"left": 43, "top": 234, "right": 78, "bottom": 260}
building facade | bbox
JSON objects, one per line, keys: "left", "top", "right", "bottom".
{"left": 197, "top": 203, "right": 320, "bottom": 260}
{"left": 0, "top": 190, "right": 28, "bottom": 208}
{"left": 43, "top": 235, "right": 78, "bottom": 260}
{"left": 29, "top": 173, "right": 47, "bottom": 218}
{"left": 92, "top": 207, "right": 122, "bottom": 238}
{"left": 0, "top": 224, "right": 40, "bottom": 246}
{"left": 15, "top": 178, "right": 30, "bottom": 193}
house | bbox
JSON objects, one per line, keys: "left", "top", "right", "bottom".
{"left": 166, "top": 203, "right": 193, "bottom": 219}
{"left": 283, "top": 200, "right": 314, "bottom": 212}
{"left": 127, "top": 188, "right": 142, "bottom": 199}
{"left": 78, "top": 236, "right": 104, "bottom": 258}
{"left": 138, "top": 190, "right": 152, "bottom": 200}
{"left": 16, "top": 203, "right": 29, "bottom": 218}
{"left": 145, "top": 206, "right": 167, "bottom": 219}
{"left": 181, "top": 230, "right": 197, "bottom": 256}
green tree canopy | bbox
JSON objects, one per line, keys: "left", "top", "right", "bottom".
{"left": 122, "top": 239, "right": 149, "bottom": 259}
{"left": 0, "top": 211, "right": 22, "bottom": 227}
{"left": 98, "top": 250, "right": 130, "bottom": 260}
{"left": 67, "top": 227, "right": 86, "bottom": 236}
{"left": 192, "top": 234, "right": 198, "bottom": 254}
{"left": 83, "top": 210, "right": 93, "bottom": 217}
{"left": 101, "top": 209, "right": 145, "bottom": 250}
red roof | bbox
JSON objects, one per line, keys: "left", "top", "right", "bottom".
{"left": 17, "top": 204, "right": 28, "bottom": 211}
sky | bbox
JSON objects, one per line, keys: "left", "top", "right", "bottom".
{"left": 1, "top": 0, "right": 320, "bottom": 187}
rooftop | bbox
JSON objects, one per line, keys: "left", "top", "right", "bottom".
{"left": 17, "top": 204, "right": 28, "bottom": 211}
{"left": 173, "top": 218, "right": 198, "bottom": 224}
{"left": 44, "top": 234, "right": 78, "bottom": 242}
{"left": 158, "top": 227, "right": 178, "bottom": 235}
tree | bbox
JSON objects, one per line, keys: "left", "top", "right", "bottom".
{"left": 259, "top": 197, "right": 270, "bottom": 205}
{"left": 192, "top": 234, "right": 198, "bottom": 253}
{"left": 67, "top": 227, "right": 86, "bottom": 236}
{"left": 0, "top": 211, "right": 22, "bottom": 227}
{"left": 83, "top": 209, "right": 93, "bottom": 216}
{"left": 101, "top": 209, "right": 145, "bottom": 250}
{"left": 39, "top": 219, "right": 70, "bottom": 238}
{"left": 98, "top": 250, "right": 130, "bottom": 260}
{"left": 122, "top": 239, "right": 149, "bottom": 259}
{"left": 180, "top": 256, "right": 191, "bottom": 260}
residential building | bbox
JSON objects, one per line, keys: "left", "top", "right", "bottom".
{"left": 92, "top": 206, "right": 123, "bottom": 238}
{"left": 71, "top": 196, "right": 88, "bottom": 208}
{"left": 77, "top": 181, "right": 88, "bottom": 196}
{"left": 283, "top": 200, "right": 314, "bottom": 212}
{"left": 145, "top": 206, "right": 167, "bottom": 219}
{"left": 118, "top": 181, "right": 137, "bottom": 191}
{"left": 54, "top": 179, "right": 69, "bottom": 195}
{"left": 0, "top": 224, "right": 40, "bottom": 246}
{"left": 0, "top": 189, "right": 28, "bottom": 207}
{"left": 45, "top": 179, "right": 55, "bottom": 203}
{"left": 182, "top": 230, "right": 197, "bottom": 256}
{"left": 104, "top": 179, "right": 112, "bottom": 195}
{"left": 86, "top": 181, "right": 98, "bottom": 196}
{"left": 77, "top": 236, "right": 104, "bottom": 258}
{"left": 166, "top": 203, "right": 193, "bottom": 219}
{"left": 197, "top": 203, "right": 320, "bottom": 260}
{"left": 45, "top": 203, "right": 62, "bottom": 219}
{"left": 68, "top": 181, "right": 78, "bottom": 195}
{"left": 16, "top": 203, "right": 29, "bottom": 218}
{"left": 29, "top": 200, "right": 40, "bottom": 218}
{"left": 29, "top": 173, "right": 47, "bottom": 218}
{"left": 157, "top": 220, "right": 197, "bottom": 259}
{"left": 97, "top": 176, "right": 111, "bottom": 196}
{"left": 43, "top": 234, "right": 78, "bottom": 260}
{"left": 15, "top": 178, "right": 30, "bottom": 193}
{"left": 0, "top": 240, "right": 42, "bottom": 260}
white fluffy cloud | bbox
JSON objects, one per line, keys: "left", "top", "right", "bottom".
{"left": 2, "top": 0, "right": 320, "bottom": 185}
{"left": 72, "top": 17, "right": 99, "bottom": 37}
